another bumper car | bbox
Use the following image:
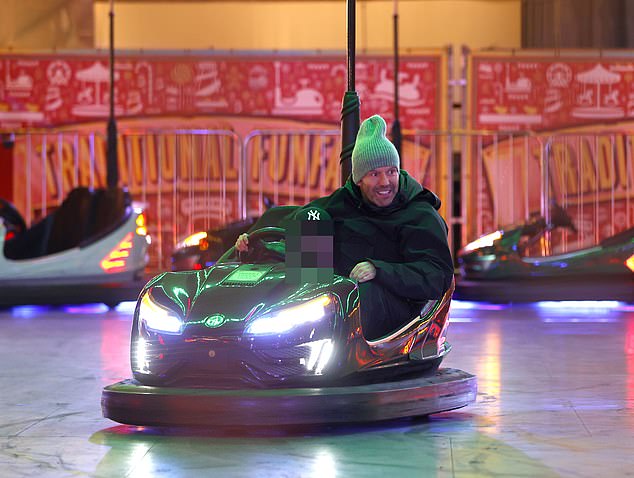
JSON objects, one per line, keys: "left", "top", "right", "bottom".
{"left": 171, "top": 197, "right": 274, "bottom": 271}
{"left": 170, "top": 216, "right": 257, "bottom": 271}
{"left": 456, "top": 203, "right": 634, "bottom": 302}
{"left": 102, "top": 206, "right": 476, "bottom": 427}
{"left": 0, "top": 187, "right": 150, "bottom": 307}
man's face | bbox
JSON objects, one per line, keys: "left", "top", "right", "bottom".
{"left": 357, "top": 166, "right": 399, "bottom": 207}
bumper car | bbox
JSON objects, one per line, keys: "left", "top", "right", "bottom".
{"left": 170, "top": 216, "right": 257, "bottom": 271}
{"left": 171, "top": 197, "right": 274, "bottom": 271}
{"left": 456, "top": 203, "right": 634, "bottom": 302}
{"left": 0, "top": 187, "right": 150, "bottom": 307}
{"left": 102, "top": 206, "right": 476, "bottom": 427}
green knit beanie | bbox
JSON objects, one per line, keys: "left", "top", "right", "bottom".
{"left": 351, "top": 114, "right": 400, "bottom": 183}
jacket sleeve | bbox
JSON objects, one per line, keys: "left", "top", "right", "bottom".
{"left": 368, "top": 207, "right": 454, "bottom": 301}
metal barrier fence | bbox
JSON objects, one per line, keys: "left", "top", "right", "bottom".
{"left": 242, "top": 130, "right": 340, "bottom": 213}
{"left": 4, "top": 129, "right": 633, "bottom": 272}
{"left": 463, "top": 130, "right": 633, "bottom": 256}
{"left": 118, "top": 130, "right": 243, "bottom": 270}
{"left": 542, "top": 133, "right": 633, "bottom": 255}
{"left": 462, "top": 131, "right": 545, "bottom": 243}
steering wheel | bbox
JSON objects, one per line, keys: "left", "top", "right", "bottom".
{"left": 0, "top": 199, "right": 26, "bottom": 238}
{"left": 238, "top": 227, "right": 286, "bottom": 263}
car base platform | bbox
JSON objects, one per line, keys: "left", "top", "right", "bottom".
{"left": 101, "top": 368, "right": 477, "bottom": 427}
{"left": 455, "top": 276, "right": 634, "bottom": 303}
{"left": 0, "top": 277, "right": 149, "bottom": 308}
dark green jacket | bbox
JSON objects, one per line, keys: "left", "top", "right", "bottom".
{"left": 304, "top": 170, "right": 454, "bottom": 301}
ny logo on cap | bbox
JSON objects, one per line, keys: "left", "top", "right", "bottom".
{"left": 307, "top": 210, "right": 321, "bottom": 220}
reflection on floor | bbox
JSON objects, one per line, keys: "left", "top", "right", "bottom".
{"left": 1, "top": 300, "right": 633, "bottom": 477}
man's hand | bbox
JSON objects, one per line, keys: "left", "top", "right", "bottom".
{"left": 350, "top": 261, "right": 376, "bottom": 283}
{"left": 235, "top": 233, "right": 249, "bottom": 252}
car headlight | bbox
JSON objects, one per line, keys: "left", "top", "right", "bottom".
{"left": 245, "top": 294, "right": 332, "bottom": 335}
{"left": 462, "top": 230, "right": 503, "bottom": 252}
{"left": 300, "top": 338, "right": 334, "bottom": 374}
{"left": 138, "top": 291, "right": 183, "bottom": 334}
{"left": 132, "top": 336, "right": 151, "bottom": 374}
{"left": 176, "top": 231, "right": 207, "bottom": 250}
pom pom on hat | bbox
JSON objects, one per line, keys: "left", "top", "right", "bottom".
{"left": 351, "top": 115, "right": 400, "bottom": 183}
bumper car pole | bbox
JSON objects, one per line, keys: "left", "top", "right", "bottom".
{"left": 339, "top": 0, "right": 360, "bottom": 186}
{"left": 106, "top": 0, "right": 119, "bottom": 190}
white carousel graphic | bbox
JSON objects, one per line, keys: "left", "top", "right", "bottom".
{"left": 271, "top": 61, "right": 324, "bottom": 116}
{"left": 572, "top": 64, "right": 624, "bottom": 119}
{"left": 72, "top": 62, "right": 123, "bottom": 117}
{"left": 371, "top": 69, "right": 424, "bottom": 107}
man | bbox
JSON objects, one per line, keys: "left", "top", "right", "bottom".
{"left": 236, "top": 114, "right": 454, "bottom": 339}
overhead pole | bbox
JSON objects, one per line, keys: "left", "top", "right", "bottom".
{"left": 339, "top": 0, "right": 360, "bottom": 185}
{"left": 106, "top": 0, "right": 119, "bottom": 189}
{"left": 391, "top": 0, "right": 402, "bottom": 155}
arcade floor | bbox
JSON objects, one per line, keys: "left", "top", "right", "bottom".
{"left": 1, "top": 299, "right": 633, "bottom": 478}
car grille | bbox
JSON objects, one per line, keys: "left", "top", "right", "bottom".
{"left": 252, "top": 344, "right": 313, "bottom": 376}
{"left": 147, "top": 339, "right": 315, "bottom": 386}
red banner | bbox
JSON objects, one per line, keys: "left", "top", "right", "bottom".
{"left": 0, "top": 51, "right": 445, "bottom": 130}
{"left": 469, "top": 53, "right": 634, "bottom": 131}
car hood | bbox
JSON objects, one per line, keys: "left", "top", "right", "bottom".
{"left": 143, "top": 263, "right": 352, "bottom": 335}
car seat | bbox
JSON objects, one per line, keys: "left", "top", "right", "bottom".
{"left": 84, "top": 187, "right": 131, "bottom": 244}
{"left": 45, "top": 187, "right": 94, "bottom": 255}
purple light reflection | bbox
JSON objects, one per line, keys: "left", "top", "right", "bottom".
{"left": 63, "top": 301, "right": 137, "bottom": 315}
{"left": 534, "top": 301, "right": 633, "bottom": 319}
{"left": 448, "top": 316, "right": 479, "bottom": 323}
{"left": 11, "top": 305, "right": 52, "bottom": 318}
{"left": 451, "top": 300, "right": 509, "bottom": 311}
{"left": 535, "top": 300, "right": 627, "bottom": 311}
{"left": 63, "top": 303, "right": 109, "bottom": 314}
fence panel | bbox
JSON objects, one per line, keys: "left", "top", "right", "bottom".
{"left": 243, "top": 129, "right": 455, "bottom": 249}
{"left": 403, "top": 131, "right": 454, "bottom": 250}
{"left": 11, "top": 128, "right": 630, "bottom": 271}
{"left": 462, "top": 131, "right": 545, "bottom": 244}
{"left": 461, "top": 130, "right": 634, "bottom": 257}
{"left": 11, "top": 131, "right": 103, "bottom": 224}
{"left": 9, "top": 129, "right": 243, "bottom": 273}
{"left": 243, "top": 130, "right": 341, "bottom": 213}
{"left": 543, "top": 132, "right": 633, "bottom": 255}
{"left": 120, "top": 130, "right": 243, "bottom": 271}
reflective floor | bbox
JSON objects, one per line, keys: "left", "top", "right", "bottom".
{"left": 1, "top": 300, "right": 633, "bottom": 477}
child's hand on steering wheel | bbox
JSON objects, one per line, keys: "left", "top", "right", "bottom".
{"left": 235, "top": 233, "right": 249, "bottom": 252}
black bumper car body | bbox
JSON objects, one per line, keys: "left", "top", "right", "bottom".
{"left": 103, "top": 207, "right": 476, "bottom": 427}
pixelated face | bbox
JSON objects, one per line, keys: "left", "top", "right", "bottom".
{"left": 285, "top": 219, "right": 334, "bottom": 285}
{"left": 357, "top": 165, "right": 399, "bottom": 207}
